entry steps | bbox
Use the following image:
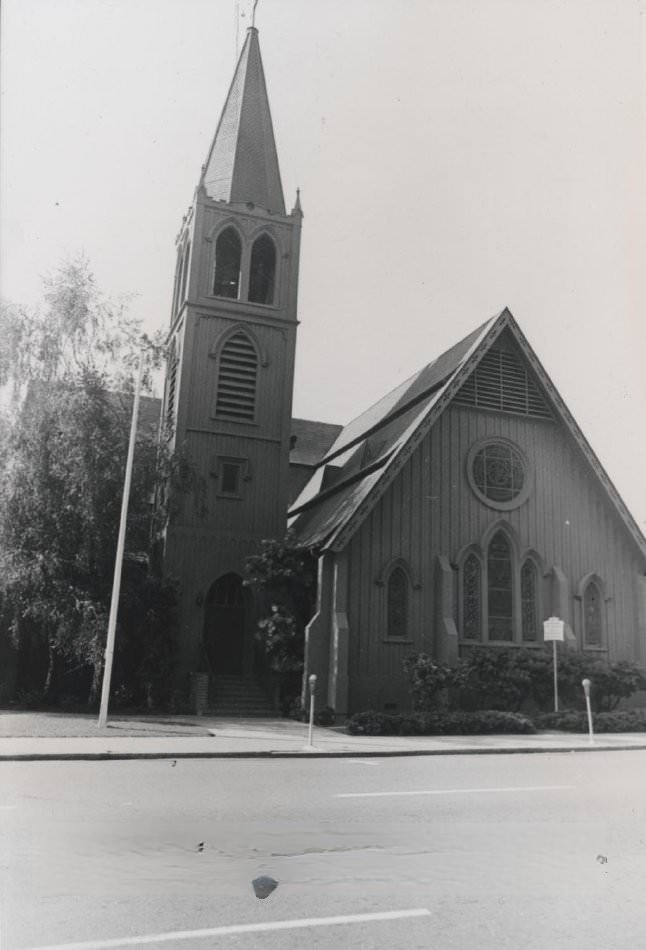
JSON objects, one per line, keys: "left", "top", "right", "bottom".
{"left": 207, "top": 675, "right": 275, "bottom": 717}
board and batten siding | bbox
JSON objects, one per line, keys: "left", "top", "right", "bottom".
{"left": 347, "top": 402, "right": 645, "bottom": 713}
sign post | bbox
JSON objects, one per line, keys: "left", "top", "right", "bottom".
{"left": 543, "top": 617, "right": 565, "bottom": 713}
{"left": 582, "top": 678, "right": 594, "bottom": 744}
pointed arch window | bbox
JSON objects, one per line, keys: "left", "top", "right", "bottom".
{"left": 213, "top": 227, "right": 242, "bottom": 299}
{"left": 387, "top": 567, "right": 409, "bottom": 640}
{"left": 215, "top": 331, "right": 258, "bottom": 421}
{"left": 487, "top": 531, "right": 513, "bottom": 641}
{"left": 459, "top": 532, "right": 546, "bottom": 644}
{"left": 520, "top": 559, "right": 538, "bottom": 641}
{"left": 179, "top": 241, "right": 191, "bottom": 305}
{"left": 248, "top": 234, "right": 276, "bottom": 305}
{"left": 462, "top": 553, "right": 482, "bottom": 641}
{"left": 171, "top": 247, "right": 182, "bottom": 317}
{"left": 583, "top": 579, "right": 603, "bottom": 646}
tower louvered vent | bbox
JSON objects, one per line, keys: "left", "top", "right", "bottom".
{"left": 454, "top": 348, "right": 553, "bottom": 419}
{"left": 216, "top": 332, "right": 258, "bottom": 421}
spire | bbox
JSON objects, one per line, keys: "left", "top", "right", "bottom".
{"left": 201, "top": 27, "right": 285, "bottom": 215}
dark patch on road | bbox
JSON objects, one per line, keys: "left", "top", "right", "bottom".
{"left": 252, "top": 875, "right": 278, "bottom": 899}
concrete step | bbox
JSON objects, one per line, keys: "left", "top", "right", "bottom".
{"left": 209, "top": 676, "right": 275, "bottom": 717}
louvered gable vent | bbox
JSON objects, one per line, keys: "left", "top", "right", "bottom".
{"left": 215, "top": 331, "right": 258, "bottom": 421}
{"left": 454, "top": 347, "right": 553, "bottom": 420}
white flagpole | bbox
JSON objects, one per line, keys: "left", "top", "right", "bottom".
{"left": 98, "top": 352, "right": 145, "bottom": 728}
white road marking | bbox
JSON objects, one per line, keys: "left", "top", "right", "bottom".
{"left": 0, "top": 805, "right": 18, "bottom": 810}
{"left": 336, "top": 784, "right": 574, "bottom": 798}
{"left": 345, "top": 759, "right": 380, "bottom": 765}
{"left": 26, "top": 909, "right": 432, "bottom": 950}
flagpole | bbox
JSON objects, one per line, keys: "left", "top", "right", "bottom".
{"left": 98, "top": 352, "right": 145, "bottom": 728}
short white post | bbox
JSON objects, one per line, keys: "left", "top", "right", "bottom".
{"left": 304, "top": 673, "right": 317, "bottom": 750}
{"left": 553, "top": 640, "right": 559, "bottom": 713}
{"left": 582, "top": 678, "right": 594, "bottom": 744}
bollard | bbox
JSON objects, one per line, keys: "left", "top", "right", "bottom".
{"left": 304, "top": 673, "right": 317, "bottom": 751}
{"left": 582, "top": 678, "right": 594, "bottom": 744}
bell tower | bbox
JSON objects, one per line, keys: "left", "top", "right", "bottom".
{"left": 161, "top": 27, "right": 302, "bottom": 681}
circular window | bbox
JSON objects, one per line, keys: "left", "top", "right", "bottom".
{"left": 467, "top": 439, "right": 532, "bottom": 511}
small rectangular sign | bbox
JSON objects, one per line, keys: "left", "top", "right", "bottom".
{"left": 544, "top": 617, "right": 565, "bottom": 642}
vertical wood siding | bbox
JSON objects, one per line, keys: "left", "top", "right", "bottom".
{"left": 347, "top": 402, "right": 644, "bottom": 711}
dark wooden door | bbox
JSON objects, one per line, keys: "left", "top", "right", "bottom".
{"left": 203, "top": 574, "right": 245, "bottom": 675}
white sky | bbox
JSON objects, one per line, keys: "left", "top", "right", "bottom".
{"left": 1, "top": 0, "right": 645, "bottom": 529}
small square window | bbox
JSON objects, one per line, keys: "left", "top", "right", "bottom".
{"left": 220, "top": 461, "right": 241, "bottom": 495}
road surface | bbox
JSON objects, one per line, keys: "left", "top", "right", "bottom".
{"left": 2, "top": 751, "right": 645, "bottom": 949}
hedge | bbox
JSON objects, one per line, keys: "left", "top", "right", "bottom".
{"left": 347, "top": 709, "right": 536, "bottom": 736}
{"left": 534, "top": 709, "right": 646, "bottom": 733}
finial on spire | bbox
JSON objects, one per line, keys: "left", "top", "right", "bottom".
{"left": 292, "top": 188, "right": 303, "bottom": 217}
{"left": 251, "top": 0, "right": 259, "bottom": 28}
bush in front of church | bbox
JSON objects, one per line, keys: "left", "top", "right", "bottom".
{"left": 347, "top": 709, "right": 536, "bottom": 736}
{"left": 534, "top": 709, "right": 646, "bottom": 732}
{"left": 406, "top": 648, "right": 646, "bottom": 715}
{"left": 402, "top": 653, "right": 456, "bottom": 711}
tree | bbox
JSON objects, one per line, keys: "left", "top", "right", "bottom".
{"left": 0, "top": 257, "right": 176, "bottom": 706}
{"left": 243, "top": 534, "right": 316, "bottom": 702}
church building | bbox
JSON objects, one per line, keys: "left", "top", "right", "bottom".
{"left": 161, "top": 26, "right": 646, "bottom": 717}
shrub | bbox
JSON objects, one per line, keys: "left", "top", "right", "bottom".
{"left": 347, "top": 710, "right": 401, "bottom": 736}
{"left": 347, "top": 709, "right": 536, "bottom": 736}
{"left": 588, "top": 662, "right": 646, "bottom": 712}
{"left": 314, "top": 705, "right": 336, "bottom": 727}
{"left": 403, "top": 653, "right": 455, "bottom": 711}
{"left": 535, "top": 709, "right": 646, "bottom": 733}
{"left": 453, "top": 647, "right": 646, "bottom": 715}
{"left": 456, "top": 647, "right": 535, "bottom": 712}
{"left": 284, "top": 695, "right": 304, "bottom": 721}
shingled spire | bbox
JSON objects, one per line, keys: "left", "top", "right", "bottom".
{"left": 201, "top": 27, "right": 285, "bottom": 215}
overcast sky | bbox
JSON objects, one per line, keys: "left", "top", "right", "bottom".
{"left": 1, "top": 0, "right": 645, "bottom": 528}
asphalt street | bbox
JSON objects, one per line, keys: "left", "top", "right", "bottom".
{"left": 2, "top": 751, "right": 645, "bottom": 949}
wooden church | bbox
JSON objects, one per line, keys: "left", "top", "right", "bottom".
{"left": 161, "top": 26, "right": 646, "bottom": 717}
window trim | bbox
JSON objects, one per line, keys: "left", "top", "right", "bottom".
{"left": 466, "top": 437, "right": 533, "bottom": 512}
{"left": 576, "top": 573, "right": 608, "bottom": 650}
{"left": 211, "top": 327, "right": 260, "bottom": 423}
{"left": 210, "top": 224, "right": 243, "bottom": 301}
{"left": 376, "top": 558, "right": 418, "bottom": 642}
{"left": 211, "top": 455, "right": 251, "bottom": 499}
{"left": 457, "top": 525, "right": 545, "bottom": 646}
{"left": 248, "top": 232, "right": 278, "bottom": 306}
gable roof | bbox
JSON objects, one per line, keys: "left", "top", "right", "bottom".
{"left": 289, "top": 309, "right": 646, "bottom": 559}
{"left": 290, "top": 418, "right": 343, "bottom": 466}
{"left": 200, "top": 27, "right": 285, "bottom": 215}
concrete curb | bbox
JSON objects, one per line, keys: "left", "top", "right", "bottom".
{"left": 3, "top": 743, "right": 646, "bottom": 762}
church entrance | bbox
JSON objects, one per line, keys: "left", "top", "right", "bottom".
{"left": 203, "top": 573, "right": 246, "bottom": 675}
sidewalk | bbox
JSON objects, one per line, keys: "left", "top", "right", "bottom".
{"left": 1, "top": 710, "right": 646, "bottom": 760}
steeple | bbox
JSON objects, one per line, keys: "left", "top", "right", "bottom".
{"left": 201, "top": 27, "right": 285, "bottom": 215}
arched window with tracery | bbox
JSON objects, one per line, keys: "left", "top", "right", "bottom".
{"left": 583, "top": 579, "right": 603, "bottom": 646}
{"left": 215, "top": 330, "right": 258, "bottom": 421}
{"left": 462, "top": 553, "right": 482, "bottom": 640}
{"left": 248, "top": 234, "right": 276, "bottom": 304}
{"left": 487, "top": 531, "right": 513, "bottom": 641}
{"left": 520, "top": 559, "right": 538, "bottom": 641}
{"left": 387, "top": 567, "right": 409, "bottom": 640}
{"left": 213, "top": 227, "right": 242, "bottom": 299}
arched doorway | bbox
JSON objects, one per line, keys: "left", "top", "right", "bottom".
{"left": 203, "top": 573, "right": 246, "bottom": 675}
